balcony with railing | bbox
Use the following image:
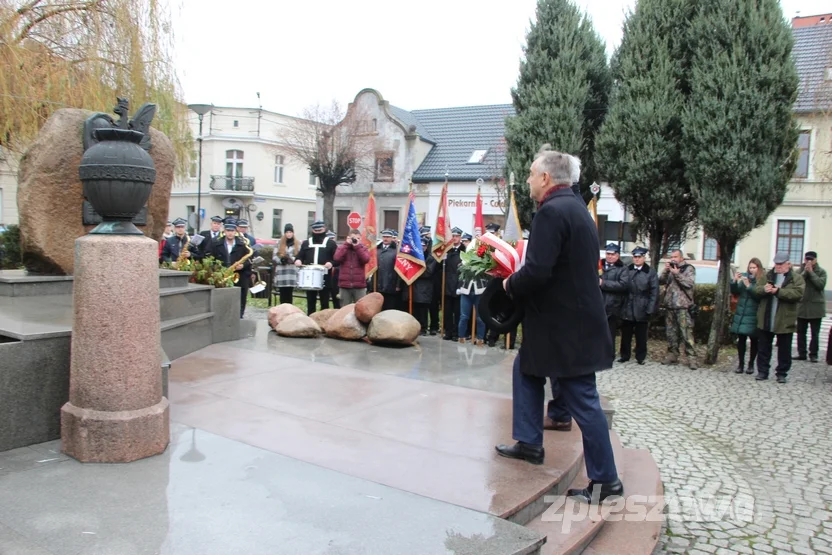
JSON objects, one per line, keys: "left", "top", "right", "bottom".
{"left": 209, "top": 175, "right": 255, "bottom": 194}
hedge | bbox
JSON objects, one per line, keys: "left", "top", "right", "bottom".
{"left": 0, "top": 224, "right": 22, "bottom": 269}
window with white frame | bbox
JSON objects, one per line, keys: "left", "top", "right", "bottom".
{"left": 703, "top": 236, "right": 718, "bottom": 261}
{"left": 226, "top": 150, "right": 244, "bottom": 178}
{"left": 309, "top": 173, "right": 317, "bottom": 186}
{"left": 272, "top": 209, "right": 283, "bottom": 239}
{"left": 274, "top": 155, "right": 284, "bottom": 184}
{"left": 794, "top": 130, "right": 810, "bottom": 178}
{"left": 776, "top": 220, "right": 805, "bottom": 264}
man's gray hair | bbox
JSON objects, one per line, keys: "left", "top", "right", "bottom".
{"left": 534, "top": 144, "right": 581, "bottom": 185}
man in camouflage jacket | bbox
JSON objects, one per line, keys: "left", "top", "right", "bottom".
{"left": 659, "top": 249, "right": 698, "bottom": 368}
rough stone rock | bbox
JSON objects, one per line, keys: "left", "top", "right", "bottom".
{"left": 368, "top": 310, "right": 421, "bottom": 346}
{"left": 355, "top": 292, "right": 384, "bottom": 324}
{"left": 276, "top": 313, "right": 322, "bottom": 338}
{"left": 17, "top": 108, "right": 175, "bottom": 275}
{"left": 268, "top": 304, "right": 304, "bottom": 330}
{"left": 324, "top": 304, "right": 367, "bottom": 341}
{"left": 309, "top": 308, "right": 339, "bottom": 328}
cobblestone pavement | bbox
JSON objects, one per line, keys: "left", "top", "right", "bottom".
{"left": 596, "top": 353, "right": 832, "bottom": 555}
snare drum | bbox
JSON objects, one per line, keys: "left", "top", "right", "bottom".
{"left": 297, "top": 265, "right": 326, "bottom": 290}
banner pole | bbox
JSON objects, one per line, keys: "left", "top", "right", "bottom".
{"left": 373, "top": 272, "right": 377, "bottom": 292}
{"left": 409, "top": 285, "right": 413, "bottom": 315}
{"left": 441, "top": 260, "right": 446, "bottom": 336}
{"left": 506, "top": 333, "right": 511, "bottom": 350}
{"left": 472, "top": 304, "right": 477, "bottom": 344}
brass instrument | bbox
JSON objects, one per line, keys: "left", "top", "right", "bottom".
{"left": 221, "top": 232, "right": 254, "bottom": 284}
{"left": 175, "top": 234, "right": 192, "bottom": 271}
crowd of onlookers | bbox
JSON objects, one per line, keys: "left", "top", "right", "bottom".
{"left": 600, "top": 244, "right": 828, "bottom": 383}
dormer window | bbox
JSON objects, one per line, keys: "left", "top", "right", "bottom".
{"left": 467, "top": 149, "right": 488, "bottom": 164}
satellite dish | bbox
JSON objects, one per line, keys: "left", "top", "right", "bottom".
{"left": 222, "top": 197, "right": 240, "bottom": 208}
{"left": 247, "top": 203, "right": 257, "bottom": 211}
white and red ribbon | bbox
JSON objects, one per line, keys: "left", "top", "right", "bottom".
{"left": 477, "top": 232, "right": 527, "bottom": 278}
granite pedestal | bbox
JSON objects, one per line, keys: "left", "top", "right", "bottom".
{"left": 61, "top": 235, "right": 169, "bottom": 462}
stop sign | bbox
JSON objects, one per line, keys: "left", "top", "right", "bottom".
{"left": 347, "top": 212, "right": 362, "bottom": 229}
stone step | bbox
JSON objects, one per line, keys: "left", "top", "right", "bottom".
{"left": 158, "top": 269, "right": 193, "bottom": 289}
{"left": 0, "top": 269, "right": 195, "bottom": 296}
{"left": 524, "top": 431, "right": 625, "bottom": 555}
{"left": 159, "top": 285, "right": 213, "bottom": 321}
{"left": 161, "top": 313, "right": 214, "bottom": 361}
{"left": 579, "top": 448, "right": 663, "bottom": 555}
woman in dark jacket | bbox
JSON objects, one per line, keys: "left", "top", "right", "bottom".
{"left": 730, "top": 258, "right": 763, "bottom": 374}
{"left": 402, "top": 238, "right": 437, "bottom": 334}
{"left": 618, "top": 248, "right": 659, "bottom": 365}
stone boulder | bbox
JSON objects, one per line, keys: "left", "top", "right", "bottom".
{"left": 268, "top": 304, "right": 304, "bottom": 330}
{"left": 324, "top": 304, "right": 367, "bottom": 341}
{"left": 309, "top": 308, "right": 339, "bottom": 328}
{"left": 355, "top": 292, "right": 384, "bottom": 324}
{"left": 17, "top": 108, "right": 175, "bottom": 275}
{"left": 368, "top": 311, "right": 421, "bottom": 346}
{"left": 276, "top": 313, "right": 322, "bottom": 338}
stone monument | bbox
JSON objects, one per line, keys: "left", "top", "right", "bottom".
{"left": 16, "top": 99, "right": 174, "bottom": 275}
{"left": 60, "top": 98, "right": 169, "bottom": 463}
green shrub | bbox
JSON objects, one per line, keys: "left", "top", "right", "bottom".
{"left": 0, "top": 224, "right": 22, "bottom": 269}
{"left": 649, "top": 283, "right": 733, "bottom": 345}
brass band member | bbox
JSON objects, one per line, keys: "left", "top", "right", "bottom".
{"left": 211, "top": 221, "right": 253, "bottom": 318}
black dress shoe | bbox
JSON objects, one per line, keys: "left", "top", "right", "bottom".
{"left": 637, "top": 360, "right": 645, "bottom": 365}
{"left": 809, "top": 355, "right": 818, "bottom": 363}
{"left": 568, "top": 479, "right": 624, "bottom": 504}
{"left": 793, "top": 354, "right": 807, "bottom": 361}
{"left": 443, "top": 335, "right": 453, "bottom": 341}
{"left": 495, "top": 442, "right": 544, "bottom": 465}
{"left": 776, "top": 375, "right": 788, "bottom": 384}
{"left": 756, "top": 374, "right": 768, "bottom": 381}
{"left": 430, "top": 330, "right": 437, "bottom": 336}
{"left": 735, "top": 365, "right": 745, "bottom": 374}
{"left": 745, "top": 366, "right": 755, "bottom": 374}
{"left": 617, "top": 358, "right": 629, "bottom": 363}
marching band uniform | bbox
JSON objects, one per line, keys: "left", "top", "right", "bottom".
{"left": 161, "top": 218, "right": 198, "bottom": 262}
{"left": 199, "top": 215, "right": 224, "bottom": 257}
{"left": 211, "top": 222, "right": 253, "bottom": 318}
{"left": 442, "top": 227, "right": 465, "bottom": 341}
{"left": 296, "top": 221, "right": 337, "bottom": 315}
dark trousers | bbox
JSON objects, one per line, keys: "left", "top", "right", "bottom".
{"left": 306, "top": 288, "right": 331, "bottom": 315}
{"left": 381, "top": 292, "right": 399, "bottom": 312}
{"left": 487, "top": 326, "right": 518, "bottom": 349}
{"left": 279, "top": 287, "right": 294, "bottom": 305}
{"left": 607, "top": 314, "right": 620, "bottom": 363}
{"left": 737, "top": 333, "right": 758, "bottom": 367}
{"left": 413, "top": 303, "right": 429, "bottom": 332}
{"left": 429, "top": 295, "right": 441, "bottom": 332}
{"left": 237, "top": 279, "right": 249, "bottom": 318}
{"left": 757, "top": 330, "right": 793, "bottom": 377}
{"left": 619, "top": 320, "right": 648, "bottom": 363}
{"left": 443, "top": 295, "right": 461, "bottom": 338}
{"left": 796, "top": 318, "right": 822, "bottom": 358}
{"left": 512, "top": 357, "right": 617, "bottom": 483}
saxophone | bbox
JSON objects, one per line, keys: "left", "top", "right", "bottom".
{"left": 175, "top": 234, "right": 191, "bottom": 271}
{"left": 222, "top": 232, "right": 254, "bottom": 284}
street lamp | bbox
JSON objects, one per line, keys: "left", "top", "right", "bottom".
{"left": 188, "top": 103, "right": 213, "bottom": 232}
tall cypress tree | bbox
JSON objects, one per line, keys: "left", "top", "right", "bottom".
{"left": 595, "top": 0, "right": 698, "bottom": 267}
{"left": 682, "top": 0, "right": 798, "bottom": 364}
{"left": 504, "top": 0, "right": 610, "bottom": 228}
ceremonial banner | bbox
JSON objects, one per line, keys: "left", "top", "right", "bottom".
{"left": 363, "top": 189, "right": 378, "bottom": 279}
{"left": 474, "top": 188, "right": 484, "bottom": 237}
{"left": 432, "top": 180, "right": 452, "bottom": 262}
{"left": 502, "top": 187, "right": 522, "bottom": 243}
{"left": 395, "top": 191, "right": 427, "bottom": 285}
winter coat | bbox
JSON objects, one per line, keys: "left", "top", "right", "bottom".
{"left": 458, "top": 275, "right": 489, "bottom": 296}
{"left": 443, "top": 244, "right": 465, "bottom": 296}
{"left": 659, "top": 263, "right": 696, "bottom": 309}
{"left": 375, "top": 242, "right": 399, "bottom": 294}
{"left": 599, "top": 259, "right": 628, "bottom": 317}
{"left": 797, "top": 264, "right": 827, "bottom": 320}
{"left": 161, "top": 234, "right": 199, "bottom": 262}
{"left": 334, "top": 240, "right": 371, "bottom": 289}
{"left": 402, "top": 255, "right": 437, "bottom": 304}
{"left": 620, "top": 264, "right": 659, "bottom": 323}
{"left": 272, "top": 242, "right": 298, "bottom": 289}
{"left": 210, "top": 237, "right": 252, "bottom": 277}
{"left": 506, "top": 186, "right": 613, "bottom": 379}
{"left": 754, "top": 268, "right": 805, "bottom": 335}
{"left": 729, "top": 275, "right": 759, "bottom": 336}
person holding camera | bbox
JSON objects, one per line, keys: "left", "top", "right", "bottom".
{"left": 333, "top": 228, "right": 371, "bottom": 305}
{"left": 795, "top": 251, "right": 827, "bottom": 363}
{"left": 730, "top": 258, "right": 763, "bottom": 374}
{"left": 753, "top": 252, "right": 805, "bottom": 383}
{"left": 659, "top": 249, "right": 699, "bottom": 369}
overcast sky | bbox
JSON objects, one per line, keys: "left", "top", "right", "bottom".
{"left": 172, "top": 0, "right": 830, "bottom": 116}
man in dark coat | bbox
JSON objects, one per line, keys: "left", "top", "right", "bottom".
{"left": 495, "top": 147, "right": 621, "bottom": 504}
{"left": 599, "top": 243, "right": 628, "bottom": 362}
{"left": 294, "top": 220, "right": 337, "bottom": 315}
{"left": 618, "top": 247, "right": 659, "bottom": 365}
{"left": 403, "top": 237, "right": 437, "bottom": 334}
{"left": 211, "top": 221, "right": 253, "bottom": 318}
{"left": 442, "top": 227, "right": 465, "bottom": 341}
{"left": 199, "top": 216, "right": 224, "bottom": 257}
{"left": 372, "top": 229, "right": 401, "bottom": 311}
